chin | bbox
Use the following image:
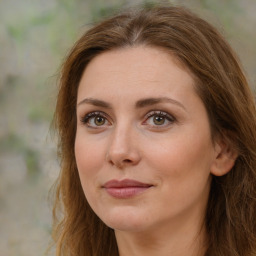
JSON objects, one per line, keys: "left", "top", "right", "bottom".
{"left": 99, "top": 206, "right": 150, "bottom": 232}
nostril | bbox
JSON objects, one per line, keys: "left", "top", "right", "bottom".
{"left": 123, "top": 159, "right": 132, "bottom": 163}
{"left": 106, "top": 148, "right": 141, "bottom": 168}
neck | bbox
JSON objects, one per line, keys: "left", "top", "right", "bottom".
{"left": 115, "top": 213, "right": 207, "bottom": 256}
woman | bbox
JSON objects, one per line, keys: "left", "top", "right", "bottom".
{"left": 52, "top": 4, "right": 256, "bottom": 256}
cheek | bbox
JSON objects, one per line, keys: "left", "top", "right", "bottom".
{"left": 145, "top": 130, "right": 214, "bottom": 184}
{"left": 74, "top": 135, "right": 107, "bottom": 214}
{"left": 74, "top": 135, "right": 105, "bottom": 182}
{"left": 148, "top": 135, "right": 213, "bottom": 211}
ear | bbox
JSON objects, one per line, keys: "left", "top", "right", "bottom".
{"left": 210, "top": 137, "right": 238, "bottom": 177}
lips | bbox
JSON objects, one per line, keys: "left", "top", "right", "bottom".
{"left": 103, "top": 179, "right": 153, "bottom": 199}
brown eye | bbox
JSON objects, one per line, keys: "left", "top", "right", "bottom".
{"left": 153, "top": 116, "right": 165, "bottom": 125}
{"left": 143, "top": 111, "right": 175, "bottom": 128}
{"left": 94, "top": 116, "right": 106, "bottom": 126}
{"left": 81, "top": 111, "right": 110, "bottom": 128}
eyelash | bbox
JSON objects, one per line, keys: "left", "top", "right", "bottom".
{"left": 80, "top": 111, "right": 111, "bottom": 127}
{"left": 80, "top": 110, "right": 175, "bottom": 129}
{"left": 144, "top": 110, "right": 175, "bottom": 127}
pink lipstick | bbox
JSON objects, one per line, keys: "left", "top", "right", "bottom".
{"left": 103, "top": 179, "right": 153, "bottom": 199}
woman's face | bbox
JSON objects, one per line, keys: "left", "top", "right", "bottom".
{"left": 75, "top": 46, "right": 219, "bottom": 233}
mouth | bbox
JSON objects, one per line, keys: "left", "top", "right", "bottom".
{"left": 102, "top": 179, "right": 153, "bottom": 199}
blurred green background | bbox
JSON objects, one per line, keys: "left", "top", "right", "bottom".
{"left": 0, "top": 0, "right": 255, "bottom": 255}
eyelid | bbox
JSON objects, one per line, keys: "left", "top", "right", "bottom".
{"left": 144, "top": 110, "right": 175, "bottom": 120}
{"left": 79, "top": 110, "right": 176, "bottom": 129}
{"left": 80, "top": 111, "right": 112, "bottom": 127}
{"left": 143, "top": 110, "right": 176, "bottom": 127}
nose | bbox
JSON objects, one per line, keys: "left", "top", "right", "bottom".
{"left": 106, "top": 125, "right": 141, "bottom": 169}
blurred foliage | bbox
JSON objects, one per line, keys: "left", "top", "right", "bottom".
{"left": 0, "top": 132, "right": 24, "bottom": 153}
{"left": 25, "top": 148, "right": 40, "bottom": 179}
{"left": 0, "top": 132, "right": 40, "bottom": 179}
{"left": 199, "top": 0, "right": 241, "bottom": 32}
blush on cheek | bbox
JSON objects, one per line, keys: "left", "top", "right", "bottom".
{"left": 147, "top": 136, "right": 213, "bottom": 183}
{"left": 75, "top": 138, "right": 105, "bottom": 178}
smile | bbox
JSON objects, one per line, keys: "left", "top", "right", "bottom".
{"left": 103, "top": 179, "right": 153, "bottom": 199}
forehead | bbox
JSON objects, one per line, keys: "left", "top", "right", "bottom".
{"left": 77, "top": 46, "right": 197, "bottom": 102}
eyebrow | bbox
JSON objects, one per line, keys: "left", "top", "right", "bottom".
{"left": 135, "top": 97, "right": 186, "bottom": 111}
{"left": 77, "top": 97, "right": 186, "bottom": 111}
{"left": 77, "top": 98, "right": 112, "bottom": 108}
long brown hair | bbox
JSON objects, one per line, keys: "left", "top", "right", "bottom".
{"left": 52, "top": 4, "right": 256, "bottom": 256}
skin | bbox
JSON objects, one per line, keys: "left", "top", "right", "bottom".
{"left": 75, "top": 46, "right": 233, "bottom": 256}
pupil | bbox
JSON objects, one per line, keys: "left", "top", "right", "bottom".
{"left": 154, "top": 116, "right": 164, "bottom": 125}
{"left": 95, "top": 116, "right": 105, "bottom": 125}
